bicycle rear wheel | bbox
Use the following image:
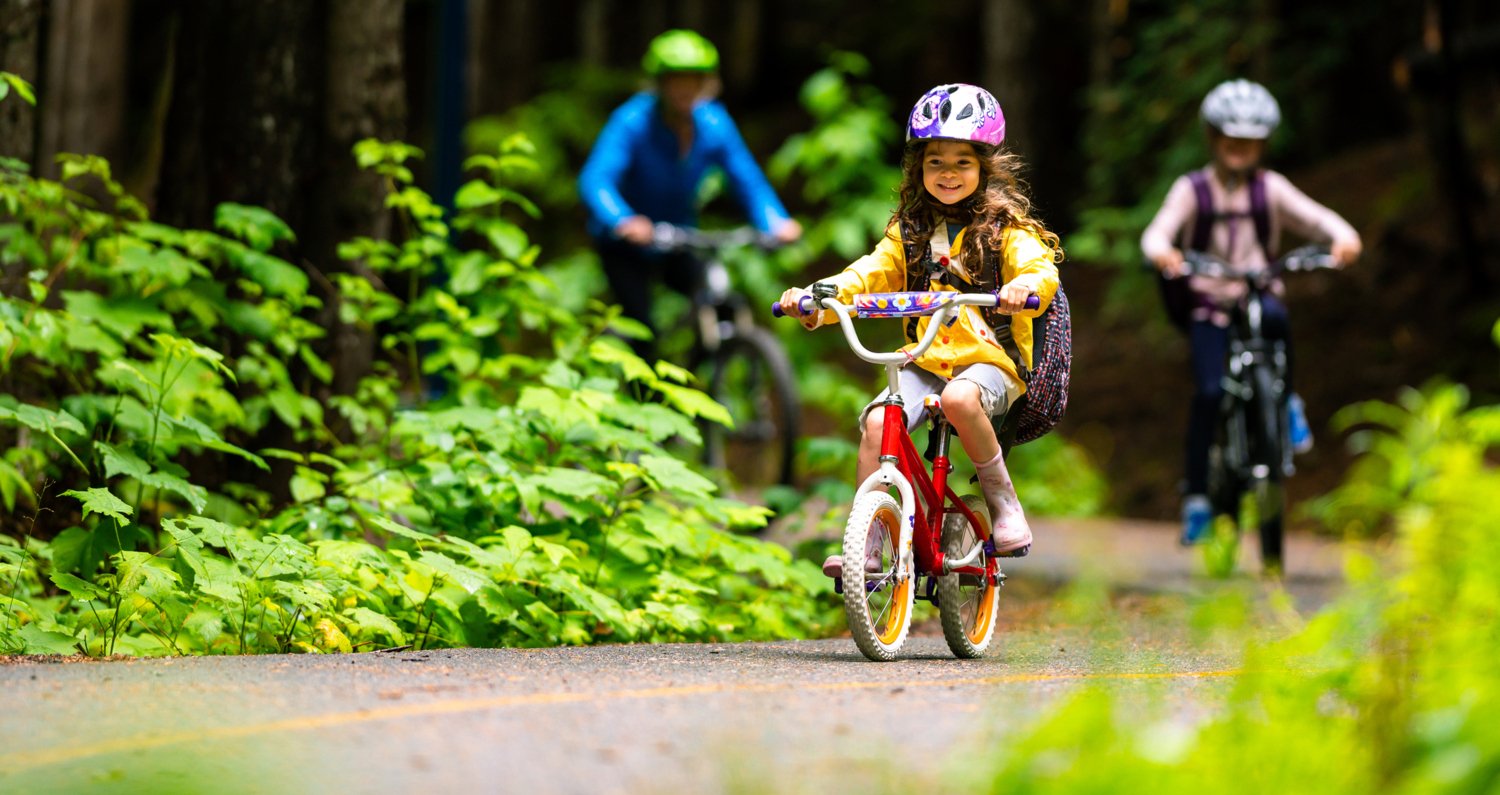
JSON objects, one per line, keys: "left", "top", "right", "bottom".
{"left": 937, "top": 494, "right": 1000, "bottom": 658}
{"left": 703, "top": 326, "right": 800, "bottom": 489}
{"left": 842, "top": 492, "right": 911, "bottom": 662}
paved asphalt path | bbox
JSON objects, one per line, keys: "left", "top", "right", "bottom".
{"left": 1, "top": 520, "right": 1349, "bottom": 795}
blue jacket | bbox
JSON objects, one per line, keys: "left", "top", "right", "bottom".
{"left": 578, "top": 93, "right": 791, "bottom": 240}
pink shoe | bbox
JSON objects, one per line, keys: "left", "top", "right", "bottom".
{"left": 821, "top": 553, "right": 884, "bottom": 579}
{"left": 991, "top": 522, "right": 1032, "bottom": 558}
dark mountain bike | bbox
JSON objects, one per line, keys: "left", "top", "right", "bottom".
{"left": 650, "top": 223, "right": 799, "bottom": 491}
{"left": 1180, "top": 244, "right": 1337, "bottom": 573}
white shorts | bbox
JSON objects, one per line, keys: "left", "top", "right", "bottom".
{"left": 859, "top": 363, "right": 1023, "bottom": 432}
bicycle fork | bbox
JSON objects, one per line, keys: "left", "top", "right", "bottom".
{"left": 854, "top": 364, "right": 918, "bottom": 585}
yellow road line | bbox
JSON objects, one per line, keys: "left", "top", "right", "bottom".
{"left": 1, "top": 667, "right": 1240, "bottom": 772}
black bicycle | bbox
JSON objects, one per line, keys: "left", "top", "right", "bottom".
{"left": 649, "top": 223, "right": 800, "bottom": 491}
{"left": 1180, "top": 244, "right": 1337, "bottom": 573}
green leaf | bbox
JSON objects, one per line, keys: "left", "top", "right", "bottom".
{"left": 63, "top": 487, "right": 134, "bottom": 524}
{"left": 17, "top": 624, "right": 79, "bottom": 655}
{"left": 289, "top": 471, "right": 326, "bottom": 503}
{"left": 50, "top": 572, "right": 108, "bottom": 602}
{"left": 637, "top": 455, "right": 718, "bottom": 499}
{"left": 0, "top": 402, "right": 87, "bottom": 436}
{"left": 657, "top": 383, "right": 734, "bottom": 427}
{"left": 369, "top": 514, "right": 436, "bottom": 543}
{"left": 226, "top": 245, "right": 309, "bottom": 297}
{"left": 454, "top": 180, "right": 502, "bottom": 209}
{"left": 214, "top": 203, "right": 296, "bottom": 251}
{"left": 1, "top": 72, "right": 36, "bottom": 105}
{"left": 139, "top": 470, "right": 209, "bottom": 513}
{"left": 97, "top": 442, "right": 151, "bottom": 481}
{"left": 346, "top": 607, "right": 405, "bottom": 644}
{"left": 61, "top": 291, "right": 174, "bottom": 338}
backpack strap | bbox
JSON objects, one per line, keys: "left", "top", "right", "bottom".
{"left": 1187, "top": 170, "right": 1214, "bottom": 252}
{"left": 1188, "top": 168, "right": 1273, "bottom": 259}
{"left": 1248, "top": 169, "right": 1272, "bottom": 259}
{"left": 898, "top": 219, "right": 1032, "bottom": 383}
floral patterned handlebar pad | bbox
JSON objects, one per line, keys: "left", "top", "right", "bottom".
{"left": 852, "top": 292, "right": 959, "bottom": 318}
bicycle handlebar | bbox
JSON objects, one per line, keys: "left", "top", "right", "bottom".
{"left": 772, "top": 292, "right": 1039, "bottom": 366}
{"left": 649, "top": 222, "right": 780, "bottom": 253}
{"left": 1178, "top": 244, "right": 1337, "bottom": 282}
{"left": 771, "top": 292, "right": 1038, "bottom": 318}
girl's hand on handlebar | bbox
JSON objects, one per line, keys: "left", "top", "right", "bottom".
{"left": 1331, "top": 238, "right": 1361, "bottom": 268}
{"left": 994, "top": 280, "right": 1035, "bottom": 314}
{"left": 1154, "top": 249, "right": 1186, "bottom": 279}
{"left": 777, "top": 287, "right": 821, "bottom": 329}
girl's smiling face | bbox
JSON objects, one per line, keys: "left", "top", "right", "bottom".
{"left": 922, "top": 141, "right": 981, "bottom": 205}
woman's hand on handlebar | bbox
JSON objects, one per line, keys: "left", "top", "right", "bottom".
{"left": 614, "top": 215, "right": 654, "bottom": 246}
{"left": 1153, "top": 248, "right": 1187, "bottom": 279}
{"left": 774, "top": 218, "right": 803, "bottom": 245}
{"left": 994, "top": 280, "right": 1036, "bottom": 314}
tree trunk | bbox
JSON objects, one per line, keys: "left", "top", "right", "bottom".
{"left": 579, "top": 0, "right": 609, "bottom": 67}
{"left": 470, "top": 0, "right": 537, "bottom": 113}
{"left": 723, "top": 0, "right": 762, "bottom": 95}
{"left": 0, "top": 0, "right": 42, "bottom": 167}
{"left": 982, "top": 0, "right": 1037, "bottom": 158}
{"left": 36, "top": 0, "right": 129, "bottom": 178}
{"left": 316, "top": 0, "right": 407, "bottom": 401}
{"left": 155, "top": 0, "right": 322, "bottom": 231}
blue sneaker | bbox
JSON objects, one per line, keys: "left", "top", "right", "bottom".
{"left": 1180, "top": 494, "right": 1211, "bottom": 546}
{"left": 1288, "top": 393, "right": 1313, "bottom": 455}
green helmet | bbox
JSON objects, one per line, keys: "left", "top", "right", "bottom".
{"left": 642, "top": 29, "right": 719, "bottom": 76}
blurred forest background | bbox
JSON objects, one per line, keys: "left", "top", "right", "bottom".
{"left": 2, "top": 0, "right": 1497, "bottom": 522}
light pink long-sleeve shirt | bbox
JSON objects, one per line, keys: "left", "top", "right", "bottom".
{"left": 1141, "top": 166, "right": 1360, "bottom": 318}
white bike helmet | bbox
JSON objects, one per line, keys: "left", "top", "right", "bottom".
{"left": 1200, "top": 79, "right": 1281, "bottom": 139}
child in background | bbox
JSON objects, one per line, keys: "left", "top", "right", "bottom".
{"left": 1141, "top": 79, "right": 1362, "bottom": 545}
{"left": 777, "top": 84, "right": 1061, "bottom": 577}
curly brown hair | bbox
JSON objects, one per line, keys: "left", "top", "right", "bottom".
{"left": 887, "top": 140, "right": 1063, "bottom": 291}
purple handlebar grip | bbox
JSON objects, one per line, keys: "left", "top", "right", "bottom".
{"left": 772, "top": 296, "right": 815, "bottom": 319}
{"left": 1025, "top": 294, "right": 1040, "bottom": 310}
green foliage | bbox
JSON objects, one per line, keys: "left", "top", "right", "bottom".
{"left": 0, "top": 125, "right": 830, "bottom": 655}
{"left": 968, "top": 372, "right": 1500, "bottom": 793}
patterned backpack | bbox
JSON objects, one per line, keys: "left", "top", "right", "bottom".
{"left": 899, "top": 220, "right": 1072, "bottom": 448}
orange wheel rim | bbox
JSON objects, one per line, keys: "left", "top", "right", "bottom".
{"left": 868, "top": 506, "right": 909, "bottom": 645}
{"left": 967, "top": 577, "right": 996, "bottom": 643}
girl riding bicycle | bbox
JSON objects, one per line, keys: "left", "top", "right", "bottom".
{"left": 778, "top": 84, "right": 1061, "bottom": 577}
{"left": 1141, "top": 79, "right": 1362, "bottom": 546}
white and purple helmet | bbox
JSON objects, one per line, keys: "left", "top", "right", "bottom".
{"left": 906, "top": 84, "right": 1006, "bottom": 146}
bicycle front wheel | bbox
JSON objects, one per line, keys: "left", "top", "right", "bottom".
{"left": 842, "top": 492, "right": 912, "bottom": 662}
{"left": 703, "top": 326, "right": 800, "bottom": 489}
{"left": 1249, "top": 365, "right": 1286, "bottom": 572}
{"left": 937, "top": 494, "right": 1000, "bottom": 658}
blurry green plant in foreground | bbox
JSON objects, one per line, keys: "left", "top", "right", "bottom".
{"left": 971, "top": 341, "right": 1500, "bottom": 792}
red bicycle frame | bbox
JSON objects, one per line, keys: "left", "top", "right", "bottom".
{"left": 877, "top": 400, "right": 997, "bottom": 585}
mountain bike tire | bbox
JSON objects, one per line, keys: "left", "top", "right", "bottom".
{"left": 842, "top": 492, "right": 911, "bottom": 662}
{"left": 703, "top": 326, "right": 800, "bottom": 490}
{"left": 1249, "top": 364, "right": 1286, "bottom": 570}
{"left": 937, "top": 494, "right": 1000, "bottom": 658}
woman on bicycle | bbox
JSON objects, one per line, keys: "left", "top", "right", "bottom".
{"left": 1141, "top": 79, "right": 1362, "bottom": 545}
{"left": 778, "top": 84, "right": 1061, "bottom": 577}
{"left": 578, "top": 29, "right": 801, "bottom": 362}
